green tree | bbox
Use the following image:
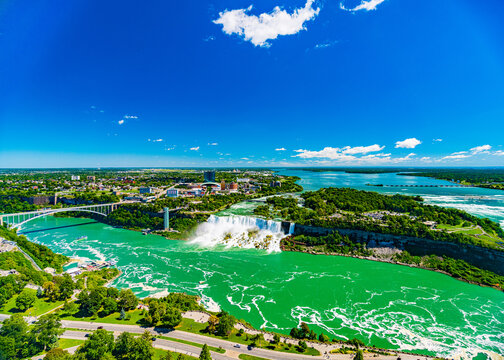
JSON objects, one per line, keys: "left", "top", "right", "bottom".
{"left": 318, "top": 333, "right": 329, "bottom": 343}
{"left": 199, "top": 344, "right": 212, "bottom": 360}
{"left": 298, "top": 340, "right": 307, "bottom": 352}
{"left": 45, "top": 348, "right": 71, "bottom": 360}
{"left": 102, "top": 297, "right": 118, "bottom": 315}
{"left": 118, "top": 289, "right": 138, "bottom": 310}
{"left": 15, "top": 288, "right": 37, "bottom": 311}
{"left": 215, "top": 311, "right": 235, "bottom": 337}
{"left": 31, "top": 314, "right": 63, "bottom": 351}
{"left": 113, "top": 332, "right": 135, "bottom": 359}
{"left": 75, "top": 329, "right": 114, "bottom": 360}
{"left": 354, "top": 349, "right": 364, "bottom": 360}
{"left": 162, "top": 306, "right": 182, "bottom": 328}
{"left": 119, "top": 307, "right": 126, "bottom": 320}
{"left": 0, "top": 314, "right": 28, "bottom": 359}
{"left": 63, "top": 301, "right": 79, "bottom": 315}
{"left": 272, "top": 333, "right": 280, "bottom": 344}
{"left": 162, "top": 351, "right": 173, "bottom": 360}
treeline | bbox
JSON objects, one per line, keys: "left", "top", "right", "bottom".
{"left": 0, "top": 226, "right": 68, "bottom": 272}
{"left": 285, "top": 232, "right": 372, "bottom": 256}
{"left": 400, "top": 169, "right": 504, "bottom": 185}
{"left": 70, "top": 192, "right": 119, "bottom": 204}
{"left": 394, "top": 252, "right": 504, "bottom": 290}
{"left": 106, "top": 207, "right": 164, "bottom": 230}
{"left": 0, "top": 196, "right": 38, "bottom": 213}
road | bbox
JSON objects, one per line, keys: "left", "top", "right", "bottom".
{"left": 1, "top": 314, "right": 432, "bottom": 360}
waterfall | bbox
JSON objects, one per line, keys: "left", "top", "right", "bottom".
{"left": 189, "top": 215, "right": 289, "bottom": 252}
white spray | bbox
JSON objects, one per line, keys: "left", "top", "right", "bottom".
{"left": 189, "top": 215, "right": 294, "bottom": 253}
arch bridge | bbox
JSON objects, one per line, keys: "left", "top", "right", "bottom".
{"left": 0, "top": 203, "right": 121, "bottom": 230}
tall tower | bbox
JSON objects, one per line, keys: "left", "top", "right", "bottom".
{"left": 164, "top": 207, "right": 170, "bottom": 230}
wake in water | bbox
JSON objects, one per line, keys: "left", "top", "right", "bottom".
{"left": 189, "top": 215, "right": 292, "bottom": 252}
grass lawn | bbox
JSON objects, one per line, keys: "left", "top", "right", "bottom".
{"left": 59, "top": 308, "right": 145, "bottom": 325}
{"left": 59, "top": 338, "right": 85, "bottom": 349}
{"left": 0, "top": 295, "right": 64, "bottom": 316}
{"left": 153, "top": 348, "right": 197, "bottom": 360}
{"left": 175, "top": 319, "right": 320, "bottom": 356}
{"left": 239, "top": 355, "right": 270, "bottom": 360}
{"left": 157, "top": 335, "right": 225, "bottom": 353}
{"left": 437, "top": 223, "right": 502, "bottom": 246}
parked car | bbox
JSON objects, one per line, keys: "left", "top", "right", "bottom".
{"left": 234, "top": 344, "right": 241, "bottom": 348}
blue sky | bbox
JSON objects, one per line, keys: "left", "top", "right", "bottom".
{"left": 1, "top": 0, "right": 504, "bottom": 168}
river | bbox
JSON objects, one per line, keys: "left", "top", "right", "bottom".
{"left": 19, "top": 170, "right": 504, "bottom": 359}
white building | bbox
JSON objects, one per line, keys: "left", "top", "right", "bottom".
{"left": 71, "top": 175, "right": 80, "bottom": 181}
{"left": 166, "top": 189, "right": 179, "bottom": 198}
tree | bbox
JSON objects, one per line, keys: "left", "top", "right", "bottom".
{"left": 161, "top": 306, "right": 182, "bottom": 328}
{"left": 162, "top": 351, "right": 173, "bottom": 360}
{"left": 272, "top": 333, "right": 280, "bottom": 344}
{"left": 177, "top": 354, "right": 185, "bottom": 360}
{"left": 119, "top": 308, "right": 126, "bottom": 320}
{"left": 75, "top": 329, "right": 114, "bottom": 360}
{"left": 102, "top": 297, "right": 118, "bottom": 316}
{"left": 56, "top": 274, "right": 75, "bottom": 300}
{"left": 113, "top": 332, "right": 135, "bottom": 359}
{"left": 199, "top": 344, "right": 212, "bottom": 360}
{"left": 15, "top": 288, "right": 37, "bottom": 311}
{"left": 0, "top": 314, "right": 28, "bottom": 359}
{"left": 45, "top": 348, "right": 71, "bottom": 360}
{"left": 298, "top": 340, "right": 307, "bottom": 352}
{"left": 354, "top": 349, "right": 364, "bottom": 360}
{"left": 43, "top": 281, "right": 58, "bottom": 302}
{"left": 318, "top": 333, "right": 329, "bottom": 343}
{"left": 207, "top": 315, "right": 219, "bottom": 333}
{"left": 215, "top": 312, "right": 235, "bottom": 337}
{"left": 63, "top": 301, "right": 79, "bottom": 315}
{"left": 118, "top": 288, "right": 138, "bottom": 310}
{"left": 31, "top": 314, "right": 63, "bottom": 351}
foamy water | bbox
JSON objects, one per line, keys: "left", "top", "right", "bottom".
{"left": 189, "top": 215, "right": 292, "bottom": 252}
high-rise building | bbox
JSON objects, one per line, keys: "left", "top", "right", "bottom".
{"left": 220, "top": 180, "right": 226, "bottom": 190}
{"left": 204, "top": 171, "right": 216, "bottom": 182}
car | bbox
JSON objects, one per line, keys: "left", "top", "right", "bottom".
{"left": 97, "top": 326, "right": 103, "bottom": 329}
{"left": 152, "top": 337, "right": 157, "bottom": 341}
{"left": 84, "top": 334, "right": 90, "bottom": 337}
{"left": 233, "top": 344, "right": 241, "bottom": 348}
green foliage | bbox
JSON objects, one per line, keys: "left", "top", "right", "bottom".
{"left": 16, "top": 288, "right": 37, "bottom": 311}
{"left": 75, "top": 329, "right": 115, "bottom": 360}
{"left": 354, "top": 349, "right": 364, "bottom": 360}
{"left": 215, "top": 311, "right": 236, "bottom": 337}
{"left": 0, "top": 226, "right": 68, "bottom": 272}
{"left": 44, "top": 348, "right": 72, "bottom": 360}
{"left": 32, "top": 314, "right": 64, "bottom": 351}
{"left": 118, "top": 288, "right": 138, "bottom": 310}
{"left": 198, "top": 344, "right": 212, "bottom": 360}
{"left": 106, "top": 207, "right": 163, "bottom": 230}
{"left": 0, "top": 274, "right": 26, "bottom": 306}
{"left": 0, "top": 250, "right": 51, "bottom": 285}
{"left": 146, "top": 299, "right": 182, "bottom": 328}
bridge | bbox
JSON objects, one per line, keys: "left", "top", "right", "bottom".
{"left": 0, "top": 203, "right": 121, "bottom": 230}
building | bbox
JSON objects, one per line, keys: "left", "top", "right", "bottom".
{"left": 166, "top": 189, "right": 179, "bottom": 198}
{"left": 139, "top": 187, "right": 153, "bottom": 194}
{"left": 220, "top": 180, "right": 226, "bottom": 191}
{"left": 204, "top": 171, "right": 216, "bottom": 182}
{"left": 71, "top": 175, "right": 80, "bottom": 181}
{"left": 229, "top": 182, "right": 238, "bottom": 192}
{"left": 270, "top": 180, "right": 282, "bottom": 187}
{"left": 87, "top": 176, "right": 96, "bottom": 181}
{"left": 164, "top": 207, "right": 170, "bottom": 230}
{"left": 237, "top": 178, "right": 251, "bottom": 183}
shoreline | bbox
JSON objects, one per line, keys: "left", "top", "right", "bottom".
{"left": 280, "top": 244, "right": 503, "bottom": 292}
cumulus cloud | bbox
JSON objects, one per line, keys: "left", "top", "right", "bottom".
{"left": 213, "top": 0, "right": 320, "bottom": 47}
{"left": 294, "top": 144, "right": 385, "bottom": 160}
{"left": 493, "top": 150, "right": 504, "bottom": 156}
{"left": 442, "top": 154, "right": 469, "bottom": 160}
{"left": 275, "top": 147, "right": 287, "bottom": 151}
{"left": 395, "top": 138, "right": 422, "bottom": 149}
{"left": 470, "top": 144, "right": 491, "bottom": 153}
{"left": 118, "top": 120, "right": 124, "bottom": 125}
{"left": 190, "top": 146, "right": 200, "bottom": 151}
{"left": 340, "top": 0, "right": 386, "bottom": 11}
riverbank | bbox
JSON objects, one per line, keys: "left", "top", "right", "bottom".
{"left": 280, "top": 239, "right": 504, "bottom": 291}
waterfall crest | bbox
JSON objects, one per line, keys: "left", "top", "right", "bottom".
{"left": 189, "top": 215, "right": 292, "bottom": 252}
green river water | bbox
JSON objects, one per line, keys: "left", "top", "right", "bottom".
{"left": 19, "top": 170, "right": 504, "bottom": 359}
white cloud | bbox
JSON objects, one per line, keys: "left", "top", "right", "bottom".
{"left": 275, "top": 147, "right": 286, "bottom": 151}
{"left": 470, "top": 144, "right": 491, "bottom": 153}
{"left": 420, "top": 157, "right": 431, "bottom": 161}
{"left": 314, "top": 40, "right": 338, "bottom": 49}
{"left": 123, "top": 115, "right": 138, "bottom": 119}
{"left": 340, "top": 0, "right": 386, "bottom": 11}
{"left": 493, "top": 150, "right": 504, "bottom": 156}
{"left": 190, "top": 146, "right": 200, "bottom": 151}
{"left": 442, "top": 154, "right": 470, "bottom": 160}
{"left": 241, "top": 157, "right": 250, "bottom": 160}
{"left": 203, "top": 35, "right": 215, "bottom": 42}
{"left": 208, "top": 142, "right": 219, "bottom": 146}
{"left": 118, "top": 120, "right": 124, "bottom": 125}
{"left": 395, "top": 138, "right": 422, "bottom": 149}
{"left": 213, "top": 0, "right": 320, "bottom": 47}
{"left": 433, "top": 138, "right": 443, "bottom": 142}
{"left": 152, "top": 139, "right": 163, "bottom": 142}
{"left": 342, "top": 144, "right": 385, "bottom": 154}
{"left": 294, "top": 144, "right": 385, "bottom": 160}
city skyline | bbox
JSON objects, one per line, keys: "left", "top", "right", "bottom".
{"left": 1, "top": 0, "right": 504, "bottom": 168}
